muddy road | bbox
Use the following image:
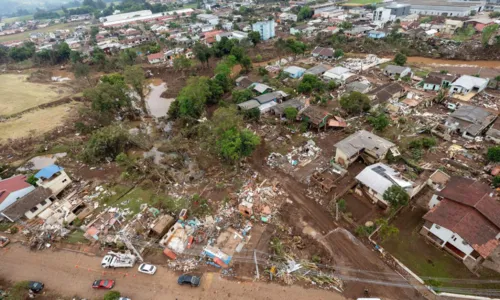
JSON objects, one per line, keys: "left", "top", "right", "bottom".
{"left": 249, "top": 144, "right": 426, "bottom": 300}
{"left": 406, "top": 56, "right": 500, "bottom": 78}
{"left": 0, "top": 244, "right": 347, "bottom": 300}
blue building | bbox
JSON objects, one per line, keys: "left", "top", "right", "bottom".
{"left": 367, "top": 30, "right": 386, "bottom": 39}
{"left": 252, "top": 20, "right": 275, "bottom": 41}
{"left": 284, "top": 66, "right": 306, "bottom": 79}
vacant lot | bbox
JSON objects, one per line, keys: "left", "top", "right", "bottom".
{"left": 0, "top": 74, "right": 71, "bottom": 117}
{"left": 0, "top": 21, "right": 85, "bottom": 43}
{"left": 0, "top": 102, "right": 79, "bottom": 142}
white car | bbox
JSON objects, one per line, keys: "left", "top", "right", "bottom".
{"left": 138, "top": 263, "right": 157, "bottom": 275}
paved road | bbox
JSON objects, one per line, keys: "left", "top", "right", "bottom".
{"left": 0, "top": 244, "right": 347, "bottom": 300}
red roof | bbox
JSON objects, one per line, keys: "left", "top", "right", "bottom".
{"left": 204, "top": 30, "right": 223, "bottom": 39}
{"left": 0, "top": 175, "right": 31, "bottom": 204}
{"left": 147, "top": 52, "right": 164, "bottom": 61}
{"left": 424, "top": 177, "right": 500, "bottom": 258}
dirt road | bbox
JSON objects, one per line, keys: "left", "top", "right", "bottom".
{"left": 0, "top": 244, "right": 346, "bottom": 300}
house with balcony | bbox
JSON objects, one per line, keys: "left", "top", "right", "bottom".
{"left": 35, "top": 164, "right": 72, "bottom": 196}
{"left": 1, "top": 187, "right": 56, "bottom": 222}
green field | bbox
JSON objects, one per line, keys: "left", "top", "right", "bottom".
{"left": 0, "top": 21, "right": 85, "bottom": 43}
{"left": 2, "top": 15, "right": 34, "bottom": 23}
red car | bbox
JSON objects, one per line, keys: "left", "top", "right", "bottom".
{"left": 92, "top": 279, "right": 115, "bottom": 289}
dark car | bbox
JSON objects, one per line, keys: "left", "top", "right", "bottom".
{"left": 28, "top": 281, "right": 44, "bottom": 293}
{"left": 92, "top": 279, "right": 115, "bottom": 289}
{"left": 177, "top": 274, "right": 200, "bottom": 287}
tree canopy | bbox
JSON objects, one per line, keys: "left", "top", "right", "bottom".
{"left": 383, "top": 185, "right": 409, "bottom": 209}
{"left": 394, "top": 53, "right": 407, "bottom": 66}
{"left": 339, "top": 91, "right": 371, "bottom": 114}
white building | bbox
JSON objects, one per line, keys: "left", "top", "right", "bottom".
{"left": 279, "top": 12, "right": 298, "bottom": 22}
{"left": 373, "top": 7, "right": 393, "bottom": 25}
{"left": 323, "top": 66, "right": 356, "bottom": 83}
{"left": 252, "top": 20, "right": 275, "bottom": 40}
{"left": 449, "top": 75, "right": 489, "bottom": 95}
{"left": 1, "top": 188, "right": 56, "bottom": 222}
{"left": 34, "top": 164, "right": 72, "bottom": 196}
{"left": 197, "top": 13, "right": 220, "bottom": 25}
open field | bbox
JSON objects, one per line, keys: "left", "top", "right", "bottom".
{"left": 0, "top": 74, "right": 71, "bottom": 116}
{"left": 1, "top": 15, "right": 34, "bottom": 23}
{"left": 0, "top": 102, "right": 79, "bottom": 143}
{"left": 0, "top": 21, "right": 85, "bottom": 43}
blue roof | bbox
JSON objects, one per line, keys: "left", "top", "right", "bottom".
{"left": 35, "top": 164, "right": 64, "bottom": 179}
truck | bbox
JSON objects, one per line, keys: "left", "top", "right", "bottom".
{"left": 101, "top": 251, "right": 137, "bottom": 268}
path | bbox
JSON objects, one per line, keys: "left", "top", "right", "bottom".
{"left": 0, "top": 244, "right": 347, "bottom": 300}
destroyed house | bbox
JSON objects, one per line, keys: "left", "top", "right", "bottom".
{"left": 311, "top": 46, "right": 334, "bottom": 59}
{"left": 423, "top": 72, "right": 456, "bottom": 91}
{"left": 355, "top": 163, "right": 416, "bottom": 207}
{"left": 421, "top": 177, "right": 500, "bottom": 266}
{"left": 383, "top": 65, "right": 412, "bottom": 78}
{"left": 1, "top": 187, "right": 54, "bottom": 222}
{"left": 305, "top": 64, "right": 329, "bottom": 76}
{"left": 486, "top": 117, "right": 500, "bottom": 144}
{"left": 300, "top": 106, "right": 331, "bottom": 129}
{"left": 235, "top": 76, "right": 254, "bottom": 89}
{"left": 35, "top": 164, "right": 71, "bottom": 195}
{"left": 444, "top": 105, "right": 497, "bottom": 139}
{"left": 368, "top": 82, "right": 406, "bottom": 106}
{"left": 270, "top": 98, "right": 304, "bottom": 117}
{"left": 334, "top": 130, "right": 399, "bottom": 167}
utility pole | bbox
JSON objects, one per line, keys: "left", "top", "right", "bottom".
{"left": 336, "top": 202, "right": 339, "bottom": 221}
{"left": 253, "top": 250, "right": 260, "bottom": 279}
{"left": 120, "top": 233, "right": 144, "bottom": 262}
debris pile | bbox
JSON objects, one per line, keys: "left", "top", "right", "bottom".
{"left": 266, "top": 140, "right": 322, "bottom": 170}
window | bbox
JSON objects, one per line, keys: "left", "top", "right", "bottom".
{"left": 435, "top": 225, "right": 441, "bottom": 229}
{"left": 30, "top": 206, "right": 38, "bottom": 213}
{"left": 62, "top": 179, "right": 68, "bottom": 183}
{"left": 41, "top": 199, "right": 48, "bottom": 206}
{"left": 462, "top": 240, "right": 468, "bottom": 246}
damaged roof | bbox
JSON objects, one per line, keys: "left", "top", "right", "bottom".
{"left": 1, "top": 187, "right": 52, "bottom": 221}
{"left": 335, "top": 130, "right": 395, "bottom": 158}
{"left": 271, "top": 98, "right": 304, "bottom": 115}
{"left": 356, "top": 163, "right": 413, "bottom": 197}
{"left": 384, "top": 65, "right": 410, "bottom": 74}
{"left": 424, "top": 177, "right": 500, "bottom": 258}
{"left": 300, "top": 105, "right": 331, "bottom": 125}
{"left": 312, "top": 46, "right": 334, "bottom": 57}
{"left": 305, "top": 64, "right": 329, "bottom": 76}
{"left": 368, "top": 82, "right": 405, "bottom": 104}
{"left": 446, "top": 105, "right": 497, "bottom": 136}
{"left": 0, "top": 175, "right": 33, "bottom": 205}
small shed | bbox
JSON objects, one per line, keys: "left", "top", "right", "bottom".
{"left": 283, "top": 66, "right": 306, "bottom": 79}
{"left": 150, "top": 214, "right": 176, "bottom": 236}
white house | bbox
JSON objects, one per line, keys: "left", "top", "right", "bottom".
{"left": 421, "top": 177, "right": 500, "bottom": 268}
{"left": 0, "top": 175, "right": 35, "bottom": 215}
{"left": 383, "top": 65, "right": 412, "bottom": 78}
{"left": 334, "top": 130, "right": 400, "bottom": 167}
{"left": 355, "top": 163, "right": 416, "bottom": 207}
{"left": 35, "top": 164, "right": 72, "bottom": 196}
{"left": 1, "top": 187, "right": 56, "bottom": 222}
{"left": 373, "top": 7, "right": 393, "bottom": 25}
{"left": 449, "top": 75, "right": 489, "bottom": 96}
{"left": 279, "top": 12, "right": 298, "bottom": 22}
{"left": 196, "top": 14, "right": 220, "bottom": 25}
{"left": 323, "top": 66, "right": 355, "bottom": 83}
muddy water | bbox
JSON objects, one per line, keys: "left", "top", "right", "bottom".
{"left": 17, "top": 152, "right": 67, "bottom": 171}
{"left": 146, "top": 83, "right": 174, "bottom": 118}
{"left": 406, "top": 57, "right": 500, "bottom": 68}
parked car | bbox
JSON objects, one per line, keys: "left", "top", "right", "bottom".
{"left": 92, "top": 279, "right": 115, "bottom": 289}
{"left": 28, "top": 281, "right": 44, "bottom": 293}
{"left": 138, "top": 263, "right": 157, "bottom": 275}
{"left": 118, "top": 298, "right": 131, "bottom": 300}
{"left": 177, "top": 274, "right": 200, "bottom": 287}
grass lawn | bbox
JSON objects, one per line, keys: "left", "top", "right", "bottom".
{"left": 0, "top": 74, "right": 72, "bottom": 117}
{"left": 381, "top": 206, "right": 500, "bottom": 295}
{"left": 346, "top": 0, "right": 381, "bottom": 4}
{"left": 99, "top": 185, "right": 161, "bottom": 216}
{"left": 66, "top": 231, "right": 89, "bottom": 244}
{"left": 0, "top": 102, "right": 79, "bottom": 143}
{"left": 413, "top": 69, "right": 430, "bottom": 78}
{"left": 0, "top": 21, "right": 85, "bottom": 43}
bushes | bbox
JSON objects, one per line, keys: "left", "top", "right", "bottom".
{"left": 487, "top": 146, "right": 500, "bottom": 162}
{"left": 81, "top": 125, "right": 131, "bottom": 164}
{"left": 339, "top": 91, "right": 371, "bottom": 114}
{"left": 367, "top": 113, "right": 389, "bottom": 131}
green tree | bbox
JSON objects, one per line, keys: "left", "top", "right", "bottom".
{"left": 298, "top": 74, "right": 325, "bottom": 94}
{"left": 297, "top": 6, "right": 313, "bottom": 21}
{"left": 217, "top": 127, "right": 260, "bottom": 165}
{"left": 103, "top": 291, "right": 121, "bottom": 300}
{"left": 84, "top": 82, "right": 131, "bottom": 114}
{"left": 173, "top": 55, "right": 193, "bottom": 75}
{"left": 334, "top": 49, "right": 344, "bottom": 58}
{"left": 375, "top": 218, "right": 399, "bottom": 242}
{"left": 284, "top": 107, "right": 298, "bottom": 121}
{"left": 70, "top": 50, "right": 83, "bottom": 64}
{"left": 81, "top": 125, "right": 131, "bottom": 163}
{"left": 169, "top": 76, "right": 211, "bottom": 120}
{"left": 101, "top": 73, "right": 125, "bottom": 85}
{"left": 488, "top": 146, "right": 500, "bottom": 162}
{"left": 383, "top": 185, "right": 409, "bottom": 209}
{"left": 482, "top": 24, "right": 500, "bottom": 46}
{"left": 394, "top": 52, "right": 407, "bottom": 66}
{"left": 118, "top": 48, "right": 137, "bottom": 68}
{"left": 73, "top": 62, "right": 92, "bottom": 85}
{"left": 124, "top": 65, "right": 148, "bottom": 114}
{"left": 368, "top": 112, "right": 389, "bottom": 131}
{"left": 493, "top": 176, "right": 500, "bottom": 188}
{"left": 339, "top": 21, "right": 353, "bottom": 30}
{"left": 92, "top": 47, "right": 106, "bottom": 68}
{"left": 248, "top": 31, "right": 261, "bottom": 46}
{"left": 193, "top": 42, "right": 212, "bottom": 67}
{"left": 27, "top": 175, "right": 38, "bottom": 186}
{"left": 207, "top": 79, "right": 224, "bottom": 105}
{"left": 232, "top": 89, "right": 253, "bottom": 103}
{"left": 339, "top": 91, "right": 371, "bottom": 114}
{"left": 243, "top": 107, "right": 260, "bottom": 121}
{"left": 240, "top": 55, "right": 252, "bottom": 73}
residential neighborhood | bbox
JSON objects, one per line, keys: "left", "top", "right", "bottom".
{"left": 1, "top": 0, "right": 500, "bottom": 299}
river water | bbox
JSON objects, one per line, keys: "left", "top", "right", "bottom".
{"left": 146, "top": 82, "right": 175, "bottom": 118}
{"left": 17, "top": 152, "right": 67, "bottom": 171}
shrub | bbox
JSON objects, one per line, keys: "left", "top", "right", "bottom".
{"left": 421, "top": 137, "right": 436, "bottom": 148}
{"left": 493, "top": 176, "right": 500, "bottom": 188}
{"left": 488, "top": 146, "right": 500, "bottom": 162}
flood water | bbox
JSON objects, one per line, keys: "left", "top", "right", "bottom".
{"left": 146, "top": 82, "right": 175, "bottom": 118}
{"left": 17, "top": 152, "right": 67, "bottom": 171}
{"left": 406, "top": 57, "right": 500, "bottom": 68}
